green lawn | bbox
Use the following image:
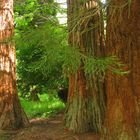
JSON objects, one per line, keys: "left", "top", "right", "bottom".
{"left": 20, "top": 94, "right": 65, "bottom": 119}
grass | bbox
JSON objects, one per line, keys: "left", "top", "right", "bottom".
{"left": 20, "top": 93, "right": 65, "bottom": 119}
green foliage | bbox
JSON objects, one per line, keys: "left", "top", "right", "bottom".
{"left": 16, "top": 23, "right": 68, "bottom": 90}
{"left": 20, "top": 93, "right": 65, "bottom": 118}
{"left": 84, "top": 56, "right": 129, "bottom": 77}
{"left": 15, "top": 0, "right": 68, "bottom": 95}
{"left": 14, "top": 0, "right": 58, "bottom": 29}
{"left": 62, "top": 46, "right": 81, "bottom": 73}
{"left": 15, "top": 0, "right": 127, "bottom": 98}
{"left": 16, "top": 21, "right": 126, "bottom": 88}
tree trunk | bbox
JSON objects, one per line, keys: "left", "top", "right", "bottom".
{"left": 0, "top": 0, "right": 29, "bottom": 129}
{"left": 65, "top": 0, "right": 106, "bottom": 133}
{"left": 102, "top": 0, "right": 140, "bottom": 139}
{"left": 30, "top": 86, "right": 40, "bottom": 101}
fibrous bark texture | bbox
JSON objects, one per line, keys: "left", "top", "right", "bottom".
{"left": 0, "top": 0, "right": 29, "bottom": 129}
{"left": 102, "top": 0, "right": 140, "bottom": 139}
{"left": 65, "top": 0, "right": 106, "bottom": 133}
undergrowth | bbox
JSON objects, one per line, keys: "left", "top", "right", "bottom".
{"left": 20, "top": 94, "right": 65, "bottom": 119}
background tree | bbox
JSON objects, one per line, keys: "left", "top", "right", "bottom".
{"left": 102, "top": 0, "right": 140, "bottom": 139}
{"left": 0, "top": 0, "right": 29, "bottom": 129}
{"left": 14, "top": 0, "right": 68, "bottom": 100}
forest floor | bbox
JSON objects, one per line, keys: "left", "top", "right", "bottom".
{"left": 0, "top": 111, "right": 99, "bottom": 140}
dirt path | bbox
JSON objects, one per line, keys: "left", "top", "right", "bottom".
{"left": 0, "top": 112, "right": 99, "bottom": 140}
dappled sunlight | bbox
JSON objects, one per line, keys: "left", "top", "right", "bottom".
{"left": 0, "top": 44, "right": 16, "bottom": 99}
{"left": 0, "top": 46, "right": 15, "bottom": 73}
{"left": 0, "top": 0, "right": 14, "bottom": 31}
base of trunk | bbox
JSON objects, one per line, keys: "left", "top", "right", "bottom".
{"left": 0, "top": 95, "right": 29, "bottom": 130}
{"left": 30, "top": 92, "right": 40, "bottom": 102}
{"left": 64, "top": 94, "right": 104, "bottom": 133}
{"left": 101, "top": 129, "right": 139, "bottom": 140}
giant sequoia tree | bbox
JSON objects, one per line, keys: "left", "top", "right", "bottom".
{"left": 102, "top": 0, "right": 140, "bottom": 139}
{"left": 65, "top": 0, "right": 106, "bottom": 133}
{"left": 0, "top": 0, "right": 29, "bottom": 129}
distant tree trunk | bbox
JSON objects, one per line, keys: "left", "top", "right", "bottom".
{"left": 30, "top": 86, "right": 40, "bottom": 101}
{"left": 65, "top": 0, "right": 106, "bottom": 133}
{"left": 0, "top": 0, "right": 29, "bottom": 129}
{"left": 102, "top": 0, "right": 140, "bottom": 139}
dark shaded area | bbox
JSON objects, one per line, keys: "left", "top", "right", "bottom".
{"left": 57, "top": 88, "right": 68, "bottom": 103}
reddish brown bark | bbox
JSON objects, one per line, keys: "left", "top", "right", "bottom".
{"left": 0, "top": 0, "right": 29, "bottom": 129}
{"left": 102, "top": 0, "right": 140, "bottom": 139}
{"left": 65, "top": 0, "right": 106, "bottom": 133}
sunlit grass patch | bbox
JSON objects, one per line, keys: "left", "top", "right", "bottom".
{"left": 20, "top": 94, "right": 65, "bottom": 119}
